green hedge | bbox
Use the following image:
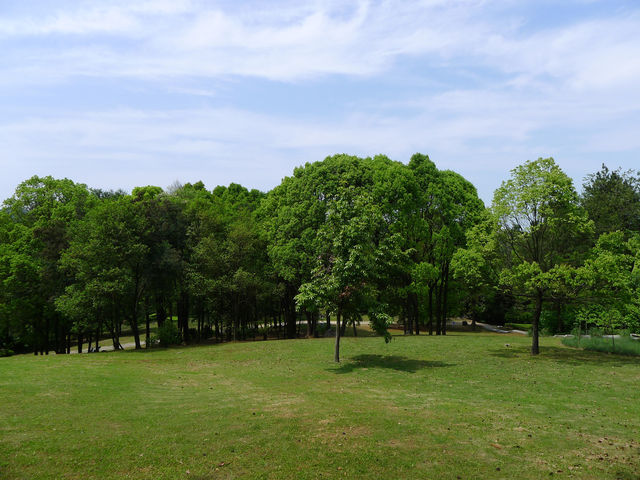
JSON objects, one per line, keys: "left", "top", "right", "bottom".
{"left": 562, "top": 336, "right": 640, "bottom": 356}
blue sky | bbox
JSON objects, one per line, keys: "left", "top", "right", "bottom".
{"left": 1, "top": 0, "right": 640, "bottom": 204}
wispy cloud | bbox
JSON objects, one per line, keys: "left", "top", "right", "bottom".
{"left": 2, "top": 0, "right": 637, "bottom": 87}
{"left": 3, "top": 88, "right": 637, "bottom": 201}
{"left": 1, "top": 0, "right": 640, "bottom": 202}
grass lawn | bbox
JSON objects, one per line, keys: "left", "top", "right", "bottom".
{"left": 1, "top": 333, "right": 639, "bottom": 479}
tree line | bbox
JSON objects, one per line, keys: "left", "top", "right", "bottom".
{"left": 0, "top": 154, "right": 638, "bottom": 359}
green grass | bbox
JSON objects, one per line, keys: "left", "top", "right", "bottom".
{"left": 562, "top": 335, "right": 640, "bottom": 356}
{"left": 2, "top": 333, "right": 640, "bottom": 479}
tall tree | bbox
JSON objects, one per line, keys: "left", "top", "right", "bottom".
{"left": 60, "top": 195, "right": 150, "bottom": 350}
{"left": 492, "top": 158, "right": 592, "bottom": 354}
{"left": 406, "top": 154, "right": 484, "bottom": 335}
{"left": 581, "top": 165, "right": 640, "bottom": 237}
{"left": 451, "top": 214, "right": 499, "bottom": 329}
{"left": 260, "top": 155, "right": 372, "bottom": 339}
{"left": 577, "top": 232, "right": 640, "bottom": 335}
{"left": 296, "top": 188, "right": 396, "bottom": 361}
{"left": 0, "top": 176, "right": 93, "bottom": 354}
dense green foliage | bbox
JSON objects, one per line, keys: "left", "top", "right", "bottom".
{"left": 1, "top": 156, "right": 639, "bottom": 358}
{"left": 453, "top": 158, "right": 640, "bottom": 354}
{"left": 2, "top": 334, "right": 639, "bottom": 479}
{"left": 562, "top": 333, "right": 640, "bottom": 356}
{"left": 581, "top": 164, "right": 640, "bottom": 236}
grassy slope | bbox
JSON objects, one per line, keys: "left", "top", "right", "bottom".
{"left": 1, "top": 333, "right": 639, "bottom": 480}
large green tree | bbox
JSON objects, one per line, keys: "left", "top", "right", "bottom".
{"left": 260, "top": 154, "right": 376, "bottom": 339}
{"left": 406, "top": 154, "right": 484, "bottom": 335}
{"left": 296, "top": 188, "right": 397, "bottom": 361}
{"left": 491, "top": 158, "right": 592, "bottom": 354}
{"left": 577, "top": 232, "right": 640, "bottom": 334}
{"left": 0, "top": 176, "right": 93, "bottom": 354}
{"left": 186, "top": 183, "right": 270, "bottom": 342}
{"left": 60, "top": 194, "right": 150, "bottom": 350}
{"left": 581, "top": 165, "right": 640, "bottom": 237}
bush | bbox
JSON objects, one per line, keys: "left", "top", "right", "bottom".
{"left": 562, "top": 335, "right": 640, "bottom": 356}
{"left": 504, "top": 308, "right": 532, "bottom": 326}
{"left": 315, "top": 323, "right": 327, "bottom": 337}
{"left": 588, "top": 327, "right": 604, "bottom": 337}
{"left": 201, "top": 325, "right": 213, "bottom": 339}
{"left": 0, "top": 348, "right": 15, "bottom": 357}
{"left": 152, "top": 322, "right": 182, "bottom": 347}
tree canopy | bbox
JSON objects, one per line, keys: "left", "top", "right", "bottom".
{"left": 1, "top": 157, "right": 638, "bottom": 359}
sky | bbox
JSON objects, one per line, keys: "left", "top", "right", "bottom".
{"left": 1, "top": 0, "right": 640, "bottom": 204}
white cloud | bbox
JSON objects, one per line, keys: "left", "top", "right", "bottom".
{"left": 2, "top": 0, "right": 640, "bottom": 203}
{"left": 3, "top": 86, "right": 637, "bottom": 201}
{"left": 1, "top": 0, "right": 634, "bottom": 87}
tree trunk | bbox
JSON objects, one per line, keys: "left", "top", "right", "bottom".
{"left": 413, "top": 293, "right": 420, "bottom": 335}
{"left": 428, "top": 286, "right": 434, "bottom": 335}
{"left": 155, "top": 296, "right": 166, "bottom": 328}
{"left": 77, "top": 332, "right": 83, "bottom": 354}
{"left": 145, "top": 302, "right": 151, "bottom": 349}
{"left": 44, "top": 314, "right": 50, "bottom": 354}
{"left": 334, "top": 309, "right": 342, "bottom": 363}
{"left": 435, "top": 282, "right": 442, "bottom": 336}
{"left": 555, "top": 301, "right": 564, "bottom": 334}
{"left": 53, "top": 316, "right": 60, "bottom": 354}
{"left": 284, "top": 284, "right": 297, "bottom": 339}
{"left": 441, "top": 265, "right": 449, "bottom": 336}
{"left": 107, "top": 308, "right": 119, "bottom": 349}
{"left": 178, "top": 290, "right": 189, "bottom": 343}
{"left": 233, "top": 293, "right": 239, "bottom": 342}
{"left": 130, "top": 305, "right": 141, "bottom": 350}
{"left": 95, "top": 322, "right": 101, "bottom": 352}
{"left": 340, "top": 315, "right": 348, "bottom": 337}
{"left": 313, "top": 311, "right": 319, "bottom": 338}
{"left": 305, "top": 311, "right": 313, "bottom": 338}
{"left": 531, "top": 289, "right": 543, "bottom": 355}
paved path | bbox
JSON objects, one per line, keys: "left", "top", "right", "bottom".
{"left": 67, "top": 341, "right": 146, "bottom": 354}
{"left": 472, "top": 321, "right": 527, "bottom": 335}
{"left": 65, "top": 321, "right": 527, "bottom": 354}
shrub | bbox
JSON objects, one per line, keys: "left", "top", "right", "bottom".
{"left": 152, "top": 322, "right": 182, "bottom": 347}
{"left": 315, "top": 323, "right": 327, "bottom": 337}
{"left": 562, "top": 335, "right": 640, "bottom": 356}
{"left": 258, "top": 326, "right": 269, "bottom": 340}
{"left": 504, "top": 308, "right": 532, "bottom": 326}
{"left": 0, "top": 348, "right": 15, "bottom": 357}
{"left": 588, "top": 327, "right": 604, "bottom": 337}
{"left": 201, "top": 325, "right": 213, "bottom": 339}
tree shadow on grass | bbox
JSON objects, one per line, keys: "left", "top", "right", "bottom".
{"left": 489, "top": 345, "right": 640, "bottom": 366}
{"left": 330, "top": 354, "right": 454, "bottom": 374}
